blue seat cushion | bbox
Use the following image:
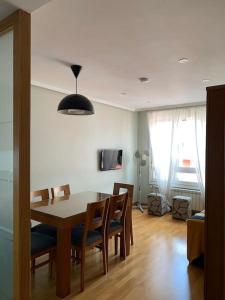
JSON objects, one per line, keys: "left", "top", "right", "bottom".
{"left": 31, "top": 232, "right": 56, "bottom": 256}
{"left": 189, "top": 215, "right": 205, "bottom": 221}
{"left": 31, "top": 224, "right": 57, "bottom": 239}
{"left": 31, "top": 223, "right": 85, "bottom": 239}
{"left": 109, "top": 220, "right": 123, "bottom": 232}
{"left": 71, "top": 225, "right": 102, "bottom": 246}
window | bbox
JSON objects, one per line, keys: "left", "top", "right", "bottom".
{"left": 148, "top": 107, "right": 206, "bottom": 199}
{"left": 173, "top": 119, "right": 199, "bottom": 189}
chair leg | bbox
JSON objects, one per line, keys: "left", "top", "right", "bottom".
{"left": 102, "top": 241, "right": 108, "bottom": 274}
{"left": 31, "top": 258, "right": 35, "bottom": 274}
{"left": 106, "top": 238, "right": 109, "bottom": 272}
{"left": 72, "top": 248, "right": 76, "bottom": 264}
{"left": 130, "top": 219, "right": 134, "bottom": 246}
{"left": 52, "top": 254, "right": 56, "bottom": 279}
{"left": 120, "top": 232, "right": 126, "bottom": 260}
{"left": 75, "top": 249, "right": 80, "bottom": 265}
{"left": 49, "top": 251, "right": 54, "bottom": 278}
{"left": 114, "top": 235, "right": 118, "bottom": 255}
{"left": 80, "top": 248, "right": 85, "bottom": 292}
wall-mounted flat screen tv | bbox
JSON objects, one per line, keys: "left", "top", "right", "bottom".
{"left": 99, "top": 149, "right": 123, "bottom": 171}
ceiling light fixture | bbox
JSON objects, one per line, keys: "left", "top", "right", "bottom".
{"left": 178, "top": 58, "right": 189, "bottom": 64}
{"left": 57, "top": 65, "right": 94, "bottom": 115}
{"left": 139, "top": 77, "right": 150, "bottom": 83}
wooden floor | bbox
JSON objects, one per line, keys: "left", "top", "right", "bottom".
{"left": 31, "top": 210, "right": 204, "bottom": 300}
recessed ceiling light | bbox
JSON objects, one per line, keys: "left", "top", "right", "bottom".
{"left": 139, "top": 77, "right": 150, "bottom": 83}
{"left": 178, "top": 58, "right": 189, "bottom": 64}
{"left": 202, "top": 79, "right": 210, "bottom": 83}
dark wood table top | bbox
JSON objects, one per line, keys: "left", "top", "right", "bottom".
{"left": 31, "top": 191, "right": 110, "bottom": 221}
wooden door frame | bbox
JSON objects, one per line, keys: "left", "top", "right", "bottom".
{"left": 205, "top": 85, "right": 225, "bottom": 300}
{"left": 0, "top": 10, "right": 30, "bottom": 300}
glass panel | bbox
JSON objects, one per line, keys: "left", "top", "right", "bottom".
{"left": 0, "top": 30, "right": 13, "bottom": 300}
{"left": 177, "top": 120, "right": 196, "bottom": 169}
{"left": 176, "top": 172, "right": 198, "bottom": 183}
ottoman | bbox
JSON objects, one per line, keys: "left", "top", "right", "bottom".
{"left": 172, "top": 195, "right": 192, "bottom": 220}
{"left": 147, "top": 193, "right": 167, "bottom": 216}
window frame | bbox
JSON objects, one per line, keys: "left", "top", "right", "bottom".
{"left": 172, "top": 166, "right": 200, "bottom": 190}
{"left": 150, "top": 164, "right": 200, "bottom": 191}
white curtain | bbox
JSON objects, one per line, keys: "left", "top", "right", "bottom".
{"left": 148, "top": 110, "right": 177, "bottom": 200}
{"left": 194, "top": 107, "right": 206, "bottom": 199}
{"left": 148, "top": 106, "right": 206, "bottom": 208}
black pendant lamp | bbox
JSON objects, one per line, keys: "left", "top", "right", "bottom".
{"left": 57, "top": 65, "right": 95, "bottom": 115}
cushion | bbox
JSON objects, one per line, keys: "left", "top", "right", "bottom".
{"left": 189, "top": 215, "right": 205, "bottom": 221}
{"left": 147, "top": 193, "right": 168, "bottom": 216}
{"left": 31, "top": 223, "right": 57, "bottom": 239}
{"left": 195, "top": 211, "right": 205, "bottom": 218}
{"left": 172, "top": 196, "right": 192, "bottom": 220}
{"left": 71, "top": 226, "right": 102, "bottom": 246}
{"left": 31, "top": 232, "right": 56, "bottom": 256}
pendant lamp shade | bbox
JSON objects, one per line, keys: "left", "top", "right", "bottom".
{"left": 58, "top": 94, "right": 94, "bottom": 115}
{"left": 57, "top": 65, "right": 95, "bottom": 115}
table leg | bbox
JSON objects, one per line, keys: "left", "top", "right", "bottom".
{"left": 125, "top": 201, "right": 131, "bottom": 256}
{"left": 56, "top": 227, "right": 71, "bottom": 298}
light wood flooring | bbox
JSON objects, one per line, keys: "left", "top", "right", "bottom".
{"left": 31, "top": 210, "right": 204, "bottom": 300}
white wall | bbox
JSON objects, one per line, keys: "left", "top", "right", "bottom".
{"left": 31, "top": 86, "right": 138, "bottom": 200}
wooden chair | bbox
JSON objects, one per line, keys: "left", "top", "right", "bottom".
{"left": 113, "top": 183, "right": 134, "bottom": 248}
{"left": 107, "top": 193, "right": 128, "bottom": 265}
{"left": 31, "top": 188, "right": 49, "bottom": 202}
{"left": 31, "top": 189, "right": 57, "bottom": 239}
{"left": 51, "top": 184, "right": 78, "bottom": 261}
{"left": 51, "top": 184, "right": 70, "bottom": 198}
{"left": 30, "top": 189, "right": 56, "bottom": 276}
{"left": 71, "top": 198, "right": 109, "bottom": 292}
{"left": 31, "top": 232, "right": 56, "bottom": 277}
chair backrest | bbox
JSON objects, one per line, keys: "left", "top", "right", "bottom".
{"left": 51, "top": 184, "right": 70, "bottom": 198}
{"left": 30, "top": 189, "right": 50, "bottom": 208}
{"left": 107, "top": 193, "right": 128, "bottom": 229}
{"left": 113, "top": 183, "right": 134, "bottom": 205}
{"left": 82, "top": 198, "right": 109, "bottom": 245}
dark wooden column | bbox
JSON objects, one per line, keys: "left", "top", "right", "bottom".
{"left": 205, "top": 85, "right": 225, "bottom": 300}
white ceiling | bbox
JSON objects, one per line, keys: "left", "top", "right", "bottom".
{"left": 7, "top": 0, "right": 50, "bottom": 12}
{"left": 0, "top": 1, "right": 16, "bottom": 20}
{"left": 3, "top": 0, "right": 225, "bottom": 111}
{"left": 0, "top": 0, "right": 51, "bottom": 21}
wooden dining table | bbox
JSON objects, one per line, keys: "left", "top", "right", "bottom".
{"left": 31, "top": 191, "right": 131, "bottom": 298}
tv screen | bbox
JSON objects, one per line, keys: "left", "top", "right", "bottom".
{"left": 99, "top": 149, "right": 123, "bottom": 171}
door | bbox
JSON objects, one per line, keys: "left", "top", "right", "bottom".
{"left": 0, "top": 10, "right": 30, "bottom": 300}
{"left": 205, "top": 85, "right": 225, "bottom": 300}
